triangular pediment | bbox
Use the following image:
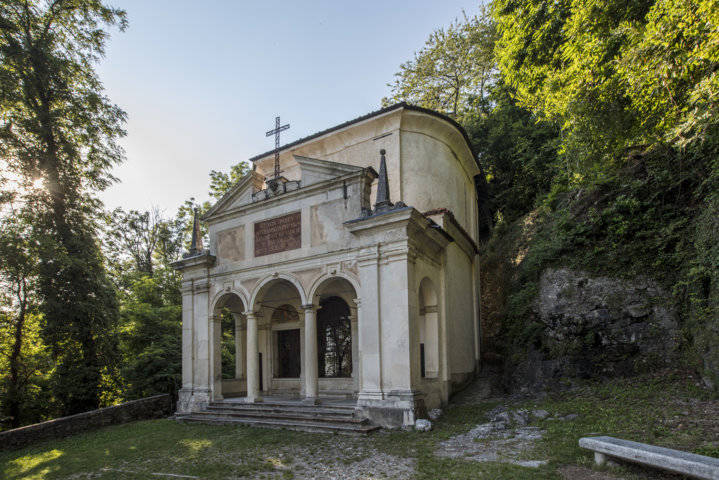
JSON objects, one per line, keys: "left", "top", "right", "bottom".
{"left": 294, "top": 155, "right": 364, "bottom": 186}
{"left": 204, "top": 170, "right": 265, "bottom": 218}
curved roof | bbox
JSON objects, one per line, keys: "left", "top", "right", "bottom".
{"left": 249, "top": 102, "right": 479, "bottom": 168}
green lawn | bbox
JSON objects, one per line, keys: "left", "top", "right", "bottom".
{"left": 1, "top": 371, "right": 716, "bottom": 479}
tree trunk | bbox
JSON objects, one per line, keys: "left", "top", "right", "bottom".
{"left": 8, "top": 279, "right": 28, "bottom": 428}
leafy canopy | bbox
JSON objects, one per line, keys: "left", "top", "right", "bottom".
{"left": 383, "top": 10, "right": 496, "bottom": 121}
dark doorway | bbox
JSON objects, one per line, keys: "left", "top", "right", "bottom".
{"left": 277, "top": 329, "right": 301, "bottom": 378}
{"left": 317, "top": 296, "right": 352, "bottom": 377}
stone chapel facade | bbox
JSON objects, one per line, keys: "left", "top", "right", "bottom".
{"left": 172, "top": 102, "right": 482, "bottom": 428}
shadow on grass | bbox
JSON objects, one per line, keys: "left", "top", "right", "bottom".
{"left": 0, "top": 419, "right": 320, "bottom": 479}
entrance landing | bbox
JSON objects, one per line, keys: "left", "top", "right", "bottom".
{"left": 220, "top": 395, "right": 357, "bottom": 407}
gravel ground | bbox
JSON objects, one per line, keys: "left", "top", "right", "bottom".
{"left": 435, "top": 421, "right": 548, "bottom": 467}
{"left": 261, "top": 441, "right": 416, "bottom": 480}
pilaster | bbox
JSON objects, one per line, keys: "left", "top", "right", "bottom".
{"left": 193, "top": 280, "right": 211, "bottom": 403}
{"left": 356, "top": 248, "right": 384, "bottom": 404}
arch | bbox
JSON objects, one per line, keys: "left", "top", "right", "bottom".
{"left": 419, "top": 277, "right": 438, "bottom": 308}
{"left": 211, "top": 286, "right": 249, "bottom": 314}
{"left": 308, "top": 272, "right": 360, "bottom": 306}
{"left": 250, "top": 273, "right": 308, "bottom": 311}
{"left": 418, "top": 277, "right": 440, "bottom": 379}
{"left": 309, "top": 275, "right": 359, "bottom": 387}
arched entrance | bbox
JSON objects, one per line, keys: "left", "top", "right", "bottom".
{"left": 250, "top": 277, "right": 306, "bottom": 400}
{"left": 211, "top": 292, "right": 246, "bottom": 400}
{"left": 310, "top": 275, "right": 359, "bottom": 395}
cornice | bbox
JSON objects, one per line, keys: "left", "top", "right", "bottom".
{"left": 204, "top": 168, "right": 371, "bottom": 225}
{"left": 171, "top": 252, "right": 217, "bottom": 271}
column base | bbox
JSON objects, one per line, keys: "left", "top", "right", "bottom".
{"left": 357, "top": 390, "right": 385, "bottom": 404}
{"left": 355, "top": 389, "right": 427, "bottom": 428}
{"left": 301, "top": 397, "right": 321, "bottom": 405}
{"left": 241, "top": 395, "right": 263, "bottom": 404}
{"left": 177, "top": 387, "right": 210, "bottom": 413}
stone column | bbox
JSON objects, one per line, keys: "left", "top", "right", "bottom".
{"left": 302, "top": 304, "right": 319, "bottom": 404}
{"left": 210, "top": 314, "right": 223, "bottom": 400}
{"left": 245, "top": 311, "right": 262, "bottom": 403}
{"left": 233, "top": 313, "right": 244, "bottom": 379}
{"left": 350, "top": 304, "right": 359, "bottom": 390}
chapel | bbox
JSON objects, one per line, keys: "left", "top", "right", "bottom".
{"left": 172, "top": 102, "right": 482, "bottom": 429}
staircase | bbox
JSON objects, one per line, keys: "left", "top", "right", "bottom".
{"left": 175, "top": 399, "right": 379, "bottom": 435}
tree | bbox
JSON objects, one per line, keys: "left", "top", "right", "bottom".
{"left": 465, "top": 80, "right": 561, "bottom": 224}
{"left": 383, "top": 10, "right": 496, "bottom": 121}
{"left": 105, "top": 207, "right": 163, "bottom": 276}
{"left": 119, "top": 274, "right": 181, "bottom": 399}
{"left": 0, "top": 210, "right": 38, "bottom": 427}
{"left": 493, "top": 0, "right": 718, "bottom": 163}
{"left": 0, "top": 0, "right": 127, "bottom": 415}
{"left": 209, "top": 162, "right": 251, "bottom": 200}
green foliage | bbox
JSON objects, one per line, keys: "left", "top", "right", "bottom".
{"left": 482, "top": 139, "right": 718, "bottom": 389}
{"left": 383, "top": 10, "right": 496, "bottom": 121}
{"left": 465, "top": 80, "right": 562, "bottom": 223}
{"left": 0, "top": 0, "right": 128, "bottom": 415}
{"left": 479, "top": 0, "right": 719, "bottom": 389}
{"left": 493, "top": 0, "right": 718, "bottom": 164}
{"left": 0, "top": 212, "right": 53, "bottom": 429}
{"left": 104, "top": 208, "right": 163, "bottom": 275}
{"left": 220, "top": 309, "right": 236, "bottom": 379}
{"left": 209, "top": 162, "right": 251, "bottom": 200}
{"left": 119, "top": 273, "right": 182, "bottom": 399}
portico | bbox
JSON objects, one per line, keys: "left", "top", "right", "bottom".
{"left": 173, "top": 103, "right": 483, "bottom": 428}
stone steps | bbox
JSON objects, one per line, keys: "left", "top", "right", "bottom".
{"left": 176, "top": 401, "right": 378, "bottom": 435}
{"left": 209, "top": 401, "right": 356, "bottom": 415}
{"left": 202, "top": 408, "right": 362, "bottom": 423}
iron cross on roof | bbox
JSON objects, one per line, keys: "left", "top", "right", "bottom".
{"left": 265, "top": 116, "right": 290, "bottom": 184}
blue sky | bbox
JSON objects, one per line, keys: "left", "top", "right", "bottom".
{"left": 97, "top": 0, "right": 482, "bottom": 213}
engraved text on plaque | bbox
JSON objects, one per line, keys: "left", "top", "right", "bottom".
{"left": 254, "top": 211, "right": 301, "bottom": 257}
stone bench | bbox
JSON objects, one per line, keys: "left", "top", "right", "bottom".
{"left": 579, "top": 436, "right": 719, "bottom": 480}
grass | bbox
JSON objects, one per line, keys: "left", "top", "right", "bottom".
{"left": 1, "top": 370, "right": 716, "bottom": 479}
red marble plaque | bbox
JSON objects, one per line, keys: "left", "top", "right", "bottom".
{"left": 254, "top": 211, "right": 301, "bottom": 257}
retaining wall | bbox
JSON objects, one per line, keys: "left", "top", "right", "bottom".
{"left": 0, "top": 394, "right": 172, "bottom": 451}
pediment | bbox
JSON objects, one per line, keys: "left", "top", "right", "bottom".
{"left": 294, "top": 155, "right": 364, "bottom": 186}
{"left": 204, "top": 170, "right": 265, "bottom": 218}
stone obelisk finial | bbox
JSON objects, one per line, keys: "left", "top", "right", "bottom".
{"left": 189, "top": 207, "right": 203, "bottom": 255}
{"left": 374, "top": 149, "right": 394, "bottom": 213}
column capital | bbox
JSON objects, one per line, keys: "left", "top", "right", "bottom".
{"left": 243, "top": 311, "right": 262, "bottom": 319}
{"left": 301, "top": 304, "right": 317, "bottom": 312}
{"left": 352, "top": 298, "right": 361, "bottom": 307}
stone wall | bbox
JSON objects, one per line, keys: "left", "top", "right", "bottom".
{"left": 509, "top": 268, "right": 680, "bottom": 392}
{"left": 0, "top": 394, "right": 172, "bottom": 451}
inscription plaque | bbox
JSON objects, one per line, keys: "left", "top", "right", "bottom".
{"left": 254, "top": 211, "right": 301, "bottom": 257}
